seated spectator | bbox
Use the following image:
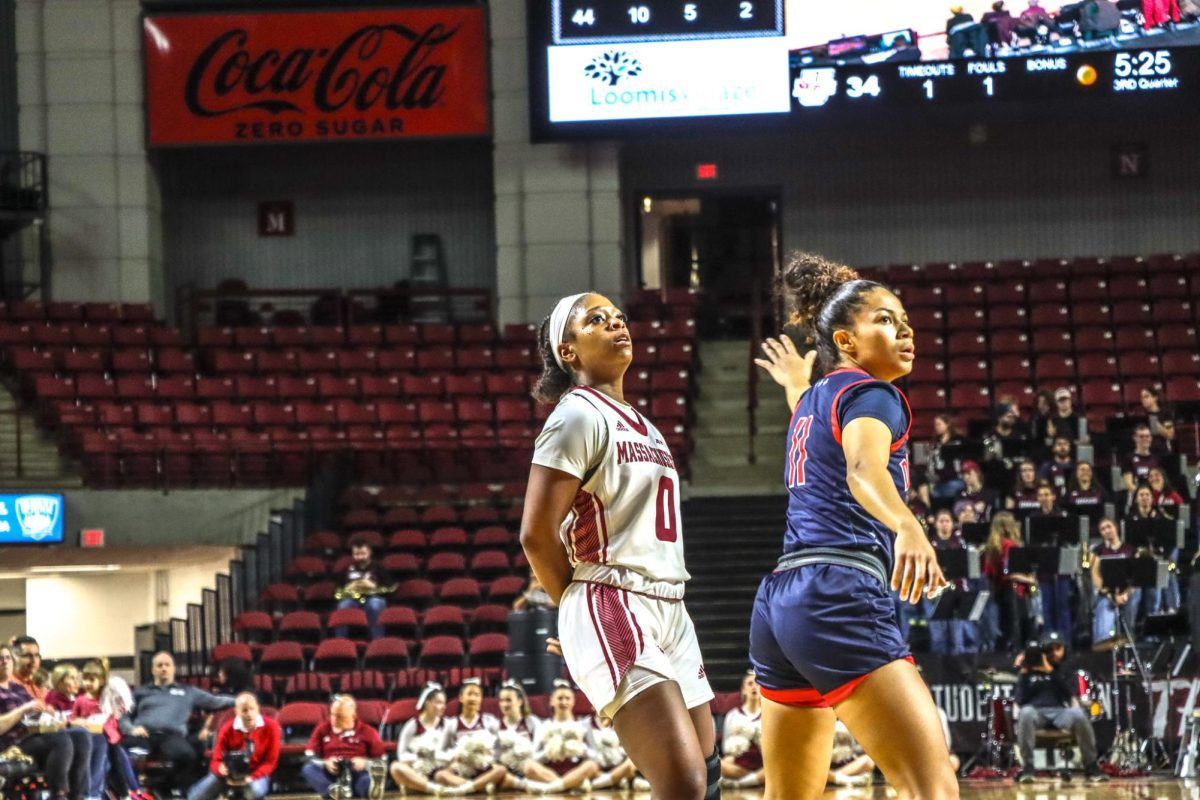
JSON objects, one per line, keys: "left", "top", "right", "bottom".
{"left": 301, "top": 696, "right": 386, "bottom": 800}
{"left": 982, "top": 0, "right": 1019, "bottom": 48}
{"left": 1139, "top": 386, "right": 1175, "bottom": 453}
{"left": 512, "top": 572, "right": 553, "bottom": 612}
{"left": 45, "top": 665, "right": 79, "bottom": 714}
{"left": 1030, "top": 482, "right": 1073, "bottom": 641}
{"left": 1016, "top": 0, "right": 1053, "bottom": 44}
{"left": 1014, "top": 638, "right": 1106, "bottom": 783}
{"left": 335, "top": 535, "right": 394, "bottom": 641}
{"left": 1029, "top": 390, "right": 1054, "bottom": 446}
{"left": 947, "top": 5, "right": 988, "bottom": 57}
{"left": 1030, "top": 482, "right": 1066, "bottom": 519}
{"left": 1126, "top": 484, "right": 1171, "bottom": 522}
{"left": 919, "top": 414, "right": 964, "bottom": 509}
{"left": 983, "top": 402, "right": 1027, "bottom": 465}
{"left": 1063, "top": 461, "right": 1109, "bottom": 522}
{"left": 1080, "top": 0, "right": 1121, "bottom": 38}
{"left": 1047, "top": 387, "right": 1083, "bottom": 442}
{"left": 1006, "top": 460, "right": 1041, "bottom": 515}
{"left": 1091, "top": 518, "right": 1138, "bottom": 645}
{"left": 1147, "top": 467, "right": 1185, "bottom": 514}
{"left": 1037, "top": 436, "right": 1075, "bottom": 494}
{"left": 75, "top": 659, "right": 144, "bottom": 800}
{"left": 1121, "top": 425, "right": 1161, "bottom": 494}
{"left": 12, "top": 636, "right": 47, "bottom": 700}
{"left": 199, "top": 658, "right": 255, "bottom": 748}
{"left": 0, "top": 642, "right": 94, "bottom": 800}
{"left": 121, "top": 652, "right": 234, "bottom": 793}
{"left": 188, "top": 693, "right": 280, "bottom": 800}
{"left": 983, "top": 512, "right": 1036, "bottom": 652}
{"left": 720, "top": 672, "right": 763, "bottom": 789}
{"left": 953, "top": 461, "right": 997, "bottom": 521}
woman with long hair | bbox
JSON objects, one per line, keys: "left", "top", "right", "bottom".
{"left": 1064, "top": 461, "right": 1108, "bottom": 524}
{"left": 1006, "top": 460, "right": 1041, "bottom": 515}
{"left": 919, "top": 414, "right": 963, "bottom": 509}
{"left": 749, "top": 253, "right": 956, "bottom": 800}
{"left": 521, "top": 292, "right": 717, "bottom": 799}
{"left": 983, "top": 511, "right": 1035, "bottom": 651}
{"left": 719, "top": 672, "right": 764, "bottom": 789}
{"left": 391, "top": 683, "right": 453, "bottom": 796}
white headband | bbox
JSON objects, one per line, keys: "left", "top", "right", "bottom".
{"left": 549, "top": 293, "right": 587, "bottom": 370}
{"left": 417, "top": 682, "right": 444, "bottom": 712}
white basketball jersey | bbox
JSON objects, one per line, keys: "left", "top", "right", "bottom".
{"left": 531, "top": 386, "right": 688, "bottom": 599}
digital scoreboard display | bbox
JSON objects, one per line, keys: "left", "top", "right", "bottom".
{"left": 529, "top": 0, "right": 1200, "bottom": 139}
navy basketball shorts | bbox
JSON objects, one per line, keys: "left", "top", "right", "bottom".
{"left": 749, "top": 563, "right": 911, "bottom": 707}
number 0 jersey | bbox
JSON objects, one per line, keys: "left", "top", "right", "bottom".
{"left": 531, "top": 386, "right": 688, "bottom": 599}
{"left": 783, "top": 368, "right": 912, "bottom": 569}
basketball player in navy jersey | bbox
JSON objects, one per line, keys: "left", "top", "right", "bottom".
{"left": 750, "top": 254, "right": 957, "bottom": 800}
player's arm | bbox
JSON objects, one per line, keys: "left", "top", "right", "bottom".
{"left": 754, "top": 337, "right": 816, "bottom": 411}
{"left": 842, "top": 416, "right": 946, "bottom": 604}
{"left": 520, "top": 465, "right": 580, "bottom": 605}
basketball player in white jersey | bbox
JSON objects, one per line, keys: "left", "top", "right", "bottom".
{"left": 520, "top": 292, "right": 719, "bottom": 800}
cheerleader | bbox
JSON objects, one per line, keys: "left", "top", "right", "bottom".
{"left": 584, "top": 716, "right": 638, "bottom": 788}
{"left": 719, "top": 672, "right": 763, "bottom": 789}
{"left": 436, "top": 680, "right": 541, "bottom": 794}
{"left": 391, "top": 684, "right": 456, "bottom": 796}
{"left": 495, "top": 682, "right": 539, "bottom": 777}
{"left": 526, "top": 681, "right": 605, "bottom": 793}
{"left": 826, "top": 721, "right": 873, "bottom": 787}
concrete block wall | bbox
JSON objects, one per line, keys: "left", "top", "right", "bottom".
{"left": 16, "top": 0, "right": 163, "bottom": 307}
{"left": 490, "top": 0, "right": 625, "bottom": 326}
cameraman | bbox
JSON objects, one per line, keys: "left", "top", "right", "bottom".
{"left": 301, "top": 696, "right": 387, "bottom": 800}
{"left": 1014, "top": 638, "right": 1105, "bottom": 784}
{"left": 188, "top": 693, "right": 280, "bottom": 800}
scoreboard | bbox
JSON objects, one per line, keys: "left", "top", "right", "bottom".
{"left": 552, "top": 0, "right": 784, "bottom": 43}
{"left": 528, "top": 0, "right": 1200, "bottom": 140}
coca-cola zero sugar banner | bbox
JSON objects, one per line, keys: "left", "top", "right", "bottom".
{"left": 143, "top": 7, "right": 489, "bottom": 146}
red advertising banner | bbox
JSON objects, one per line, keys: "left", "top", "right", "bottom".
{"left": 143, "top": 7, "right": 490, "bottom": 146}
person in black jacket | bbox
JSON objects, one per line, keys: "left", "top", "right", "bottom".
{"left": 1014, "top": 639, "right": 1105, "bottom": 783}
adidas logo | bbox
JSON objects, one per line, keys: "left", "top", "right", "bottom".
{"left": 615, "top": 421, "right": 629, "bottom": 432}
{"left": 697, "top": 665, "right": 706, "bottom": 679}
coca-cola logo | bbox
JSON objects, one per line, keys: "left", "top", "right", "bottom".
{"left": 184, "top": 23, "right": 460, "bottom": 117}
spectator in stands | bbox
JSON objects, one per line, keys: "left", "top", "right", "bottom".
{"left": 947, "top": 5, "right": 988, "bottom": 57}
{"left": 121, "top": 652, "right": 234, "bottom": 792}
{"left": 212, "top": 659, "right": 254, "bottom": 698}
{"left": 1030, "top": 483, "right": 1065, "bottom": 518}
{"left": 1139, "top": 387, "right": 1175, "bottom": 453}
{"left": 188, "top": 693, "right": 280, "bottom": 800}
{"left": 1127, "top": 484, "right": 1171, "bottom": 522}
{"left": 76, "top": 659, "right": 144, "bottom": 800}
{"left": 1080, "top": 0, "right": 1122, "bottom": 38}
{"left": 335, "top": 535, "right": 393, "bottom": 641}
{"left": 1047, "top": 388, "right": 1083, "bottom": 442}
{"left": 301, "top": 695, "right": 386, "bottom": 800}
{"left": 982, "top": 0, "right": 1019, "bottom": 49}
{"left": 1037, "top": 436, "right": 1075, "bottom": 494}
{"left": 954, "top": 461, "right": 997, "bottom": 521}
{"left": 919, "top": 414, "right": 964, "bottom": 509}
{"left": 984, "top": 512, "right": 1036, "bottom": 651}
{"left": 0, "top": 643, "right": 93, "bottom": 800}
{"left": 1014, "top": 638, "right": 1105, "bottom": 783}
{"left": 908, "top": 488, "right": 933, "bottom": 526}
{"left": 46, "top": 665, "right": 79, "bottom": 714}
{"left": 1091, "top": 518, "right": 1138, "bottom": 644}
{"left": 983, "top": 402, "right": 1027, "bottom": 465}
{"left": 1064, "top": 462, "right": 1109, "bottom": 523}
{"left": 1016, "top": 0, "right": 1053, "bottom": 43}
{"left": 512, "top": 571, "right": 553, "bottom": 611}
{"left": 1006, "top": 460, "right": 1041, "bottom": 515}
{"left": 1029, "top": 483, "right": 1074, "bottom": 642}
{"left": 1147, "top": 467, "right": 1185, "bottom": 514}
{"left": 719, "top": 671, "right": 763, "bottom": 789}
{"left": 391, "top": 683, "right": 452, "bottom": 795}
{"left": 955, "top": 503, "right": 978, "bottom": 526}
{"left": 1029, "top": 390, "right": 1055, "bottom": 445}
{"left": 927, "top": 510, "right": 970, "bottom": 655}
{"left": 13, "top": 636, "right": 47, "bottom": 700}
{"left": 1122, "top": 425, "right": 1161, "bottom": 494}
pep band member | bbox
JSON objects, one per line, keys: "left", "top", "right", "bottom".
{"left": 750, "top": 254, "right": 958, "bottom": 800}
{"left": 521, "top": 292, "right": 720, "bottom": 800}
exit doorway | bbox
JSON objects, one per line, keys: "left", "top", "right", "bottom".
{"left": 636, "top": 192, "right": 782, "bottom": 339}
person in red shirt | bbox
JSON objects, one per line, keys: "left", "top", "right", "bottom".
{"left": 301, "top": 696, "right": 386, "bottom": 800}
{"left": 983, "top": 511, "right": 1036, "bottom": 652}
{"left": 188, "top": 693, "right": 280, "bottom": 800}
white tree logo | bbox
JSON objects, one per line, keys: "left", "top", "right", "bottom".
{"left": 585, "top": 51, "right": 643, "bottom": 86}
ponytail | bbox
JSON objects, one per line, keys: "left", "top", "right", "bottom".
{"left": 775, "top": 252, "right": 884, "bottom": 378}
{"left": 532, "top": 294, "right": 593, "bottom": 405}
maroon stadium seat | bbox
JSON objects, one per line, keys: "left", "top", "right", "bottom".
{"left": 469, "top": 604, "right": 509, "bottom": 634}
{"left": 486, "top": 576, "right": 525, "bottom": 606}
{"left": 283, "top": 673, "right": 334, "bottom": 702}
{"left": 417, "top": 636, "right": 465, "bottom": 668}
{"left": 278, "top": 610, "right": 323, "bottom": 644}
{"left": 379, "top": 606, "right": 420, "bottom": 639}
{"left": 211, "top": 642, "right": 253, "bottom": 664}
{"left": 468, "top": 634, "right": 508, "bottom": 667}
{"left": 422, "top": 605, "right": 466, "bottom": 636}
{"left": 396, "top": 579, "right": 435, "bottom": 608}
{"left": 259, "top": 642, "right": 306, "bottom": 677}
{"left": 313, "top": 638, "right": 360, "bottom": 673}
{"left": 326, "top": 607, "right": 370, "bottom": 642}
{"left": 439, "top": 578, "right": 482, "bottom": 608}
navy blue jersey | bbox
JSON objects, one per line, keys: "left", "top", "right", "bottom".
{"left": 782, "top": 368, "right": 912, "bottom": 566}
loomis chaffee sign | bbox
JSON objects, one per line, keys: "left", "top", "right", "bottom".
{"left": 143, "top": 7, "right": 489, "bottom": 146}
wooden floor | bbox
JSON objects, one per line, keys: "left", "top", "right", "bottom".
{"left": 291, "top": 777, "right": 1196, "bottom": 798}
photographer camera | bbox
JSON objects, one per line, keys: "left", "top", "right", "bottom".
{"left": 187, "top": 693, "right": 280, "bottom": 800}
{"left": 1013, "top": 636, "right": 1105, "bottom": 784}
{"left": 301, "top": 696, "right": 386, "bottom": 800}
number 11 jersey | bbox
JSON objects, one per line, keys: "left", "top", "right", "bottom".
{"left": 531, "top": 385, "right": 689, "bottom": 600}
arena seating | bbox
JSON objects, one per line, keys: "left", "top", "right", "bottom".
{"left": 0, "top": 289, "right": 699, "bottom": 487}
{"left": 854, "top": 254, "right": 1200, "bottom": 440}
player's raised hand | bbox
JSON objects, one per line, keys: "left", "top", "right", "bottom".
{"left": 754, "top": 337, "right": 816, "bottom": 409}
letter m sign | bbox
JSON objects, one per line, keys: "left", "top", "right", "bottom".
{"left": 258, "top": 201, "right": 295, "bottom": 236}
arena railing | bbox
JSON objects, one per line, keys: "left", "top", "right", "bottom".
{"left": 175, "top": 285, "right": 494, "bottom": 337}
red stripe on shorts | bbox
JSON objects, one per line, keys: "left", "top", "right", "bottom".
{"left": 595, "top": 584, "right": 639, "bottom": 684}
{"left": 586, "top": 583, "right": 618, "bottom": 688}
{"left": 570, "top": 490, "right": 602, "bottom": 563}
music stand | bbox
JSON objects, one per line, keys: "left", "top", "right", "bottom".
{"left": 1027, "top": 515, "right": 1073, "bottom": 547}
{"left": 959, "top": 522, "right": 990, "bottom": 547}
{"left": 936, "top": 548, "right": 981, "bottom": 582}
{"left": 929, "top": 588, "right": 991, "bottom": 622}
{"left": 1008, "top": 546, "right": 1065, "bottom": 577}
{"left": 1097, "top": 556, "right": 1166, "bottom": 592}
{"left": 1124, "top": 518, "right": 1181, "bottom": 553}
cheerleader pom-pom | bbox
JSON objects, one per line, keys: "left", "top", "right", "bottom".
{"left": 724, "top": 734, "right": 750, "bottom": 758}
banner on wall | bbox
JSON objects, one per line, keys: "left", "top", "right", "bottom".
{"left": 143, "top": 7, "right": 490, "bottom": 146}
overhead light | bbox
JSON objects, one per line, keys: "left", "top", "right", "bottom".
{"left": 28, "top": 564, "right": 120, "bottom": 574}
